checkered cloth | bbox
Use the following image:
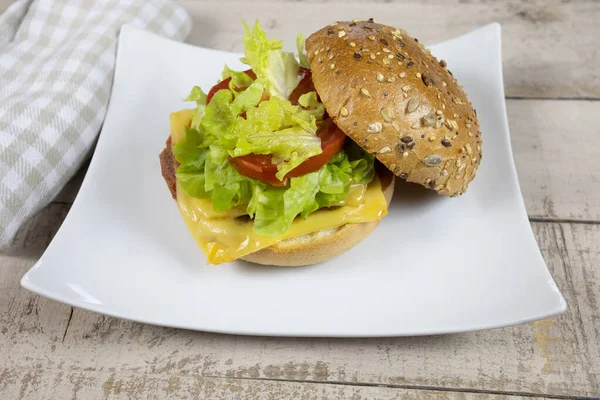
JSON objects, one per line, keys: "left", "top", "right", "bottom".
{"left": 0, "top": 0, "right": 191, "bottom": 247}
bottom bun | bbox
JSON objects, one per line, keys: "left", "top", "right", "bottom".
{"left": 241, "top": 167, "right": 394, "bottom": 266}
{"left": 160, "top": 138, "right": 395, "bottom": 267}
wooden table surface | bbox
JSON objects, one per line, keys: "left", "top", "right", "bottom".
{"left": 2, "top": 1, "right": 599, "bottom": 399}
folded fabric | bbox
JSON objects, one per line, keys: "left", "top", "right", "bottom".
{"left": 0, "top": 0, "right": 192, "bottom": 247}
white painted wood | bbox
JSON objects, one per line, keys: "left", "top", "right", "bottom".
{"left": 178, "top": 0, "right": 600, "bottom": 99}
{"left": 2, "top": 1, "right": 599, "bottom": 398}
{"left": 508, "top": 100, "right": 600, "bottom": 221}
{"left": 1, "top": 212, "right": 598, "bottom": 397}
{"left": 0, "top": 370, "right": 549, "bottom": 400}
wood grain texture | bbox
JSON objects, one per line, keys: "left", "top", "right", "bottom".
{"left": 2, "top": 204, "right": 599, "bottom": 398}
{"left": 0, "top": 370, "right": 553, "bottom": 400}
{"left": 508, "top": 100, "right": 600, "bottom": 222}
{"left": 178, "top": 0, "right": 600, "bottom": 99}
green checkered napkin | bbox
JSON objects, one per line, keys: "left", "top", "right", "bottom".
{"left": 0, "top": 0, "right": 191, "bottom": 247}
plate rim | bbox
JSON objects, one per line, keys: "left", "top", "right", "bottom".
{"left": 20, "top": 22, "right": 567, "bottom": 337}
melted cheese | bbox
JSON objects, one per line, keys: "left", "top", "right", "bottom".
{"left": 170, "top": 110, "right": 388, "bottom": 264}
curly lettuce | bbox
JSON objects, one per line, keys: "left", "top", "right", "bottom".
{"left": 173, "top": 21, "right": 376, "bottom": 237}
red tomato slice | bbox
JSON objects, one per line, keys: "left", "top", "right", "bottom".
{"left": 288, "top": 67, "right": 314, "bottom": 105}
{"left": 206, "top": 69, "right": 256, "bottom": 105}
{"left": 208, "top": 67, "right": 346, "bottom": 185}
{"left": 229, "top": 120, "right": 346, "bottom": 186}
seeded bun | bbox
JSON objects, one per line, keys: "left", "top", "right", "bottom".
{"left": 160, "top": 138, "right": 395, "bottom": 266}
{"left": 306, "top": 20, "right": 482, "bottom": 196}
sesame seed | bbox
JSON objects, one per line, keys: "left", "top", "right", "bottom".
{"left": 367, "top": 122, "right": 382, "bottom": 133}
{"left": 327, "top": 28, "right": 334, "bottom": 35}
{"left": 442, "top": 81, "right": 447, "bottom": 87}
{"left": 352, "top": 19, "right": 358, "bottom": 23}
{"left": 337, "top": 25, "right": 345, "bottom": 30}
{"left": 442, "top": 139, "right": 452, "bottom": 147}
{"left": 387, "top": 54, "right": 394, "bottom": 59}
{"left": 377, "top": 73, "right": 384, "bottom": 82}
{"left": 440, "top": 59, "right": 447, "bottom": 68}
{"left": 353, "top": 52, "right": 362, "bottom": 61}
{"left": 428, "top": 136, "right": 436, "bottom": 142}
{"left": 436, "top": 110, "right": 443, "bottom": 116}
{"left": 382, "top": 57, "right": 390, "bottom": 65}
{"left": 330, "top": 63, "right": 335, "bottom": 69}
{"left": 330, "top": 22, "right": 338, "bottom": 26}
{"left": 340, "top": 107, "right": 349, "bottom": 117}
{"left": 360, "top": 88, "right": 371, "bottom": 97}
{"left": 347, "top": 28, "right": 353, "bottom": 32}
{"left": 379, "top": 146, "right": 392, "bottom": 153}
{"left": 468, "top": 132, "right": 474, "bottom": 137}
{"left": 368, "top": 35, "right": 375, "bottom": 41}
{"left": 401, "top": 85, "right": 411, "bottom": 92}
{"left": 383, "top": 48, "right": 391, "bottom": 53}
{"left": 398, "top": 72, "right": 406, "bottom": 78}
{"left": 416, "top": 72, "right": 422, "bottom": 78}
{"left": 380, "top": 38, "right": 389, "bottom": 45}
{"left": 350, "top": 42, "right": 356, "bottom": 47}
{"left": 327, "top": 53, "right": 334, "bottom": 60}
{"left": 401, "top": 136, "right": 413, "bottom": 143}
{"left": 466, "top": 143, "right": 473, "bottom": 155}
{"left": 387, "top": 77, "right": 396, "bottom": 83}
{"left": 465, "top": 123, "right": 472, "bottom": 128}
{"left": 442, "top": 104, "right": 446, "bottom": 109}
{"left": 338, "top": 31, "right": 346, "bottom": 38}
{"left": 370, "top": 53, "right": 376, "bottom": 60}
{"left": 314, "top": 50, "right": 319, "bottom": 56}
{"left": 402, "top": 152, "right": 409, "bottom": 158}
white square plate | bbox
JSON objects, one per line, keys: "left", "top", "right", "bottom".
{"left": 21, "top": 24, "right": 566, "bottom": 337}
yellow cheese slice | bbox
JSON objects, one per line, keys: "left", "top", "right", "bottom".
{"left": 169, "top": 109, "right": 388, "bottom": 264}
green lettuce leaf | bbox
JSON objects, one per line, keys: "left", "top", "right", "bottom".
{"left": 296, "top": 33, "right": 310, "bottom": 68}
{"left": 221, "top": 65, "right": 254, "bottom": 91}
{"left": 184, "top": 86, "right": 207, "bottom": 105}
{"left": 230, "top": 97, "right": 323, "bottom": 179}
{"left": 241, "top": 20, "right": 300, "bottom": 99}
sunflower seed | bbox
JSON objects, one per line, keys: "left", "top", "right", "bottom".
{"left": 380, "top": 107, "right": 394, "bottom": 122}
{"left": 423, "top": 112, "right": 437, "bottom": 126}
{"left": 406, "top": 97, "right": 420, "bottom": 113}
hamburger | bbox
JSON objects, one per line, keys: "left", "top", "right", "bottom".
{"left": 159, "top": 20, "right": 481, "bottom": 266}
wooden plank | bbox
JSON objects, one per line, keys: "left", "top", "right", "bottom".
{"left": 52, "top": 100, "right": 600, "bottom": 221}
{"left": 508, "top": 100, "right": 600, "bottom": 222}
{"left": 0, "top": 370, "right": 551, "bottom": 400}
{"left": 2, "top": 219, "right": 598, "bottom": 397}
{"left": 178, "top": 0, "right": 600, "bottom": 99}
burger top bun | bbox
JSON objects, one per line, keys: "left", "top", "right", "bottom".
{"left": 306, "top": 19, "right": 482, "bottom": 196}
